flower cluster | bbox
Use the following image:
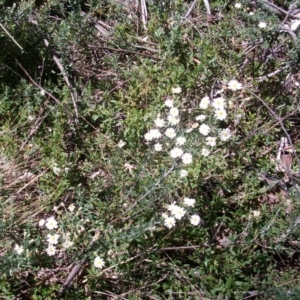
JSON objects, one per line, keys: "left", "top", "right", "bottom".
{"left": 163, "top": 197, "right": 201, "bottom": 228}
{"left": 197, "top": 79, "right": 241, "bottom": 156}
{"left": 144, "top": 95, "right": 193, "bottom": 174}
{"left": 143, "top": 81, "right": 242, "bottom": 229}
{"left": 39, "top": 216, "right": 74, "bottom": 256}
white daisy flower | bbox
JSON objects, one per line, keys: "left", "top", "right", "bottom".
{"left": 180, "top": 170, "right": 188, "bottom": 178}
{"left": 46, "top": 245, "right": 56, "bottom": 256}
{"left": 214, "top": 109, "right": 227, "bottom": 121}
{"left": 154, "top": 143, "right": 162, "bottom": 151}
{"left": 117, "top": 140, "right": 126, "bottom": 148}
{"left": 176, "top": 136, "right": 186, "bottom": 146}
{"left": 94, "top": 256, "right": 105, "bottom": 269}
{"left": 154, "top": 118, "right": 165, "bottom": 128}
{"left": 201, "top": 148, "right": 210, "bottom": 157}
{"left": 258, "top": 22, "right": 267, "bottom": 29}
{"left": 167, "top": 114, "right": 180, "bottom": 125}
{"left": 201, "top": 148, "right": 210, "bottom": 156}
{"left": 164, "top": 216, "right": 176, "bottom": 228}
{"left": 228, "top": 79, "right": 242, "bottom": 91}
{"left": 199, "top": 96, "right": 210, "bottom": 109}
{"left": 39, "top": 219, "right": 46, "bottom": 227}
{"left": 47, "top": 234, "right": 60, "bottom": 245}
{"left": 183, "top": 197, "right": 196, "bottom": 207}
{"left": 170, "top": 205, "right": 186, "bottom": 220}
{"left": 14, "top": 244, "right": 24, "bottom": 255}
{"left": 161, "top": 213, "right": 169, "bottom": 219}
{"left": 170, "top": 147, "right": 184, "bottom": 158}
{"left": 220, "top": 128, "right": 231, "bottom": 141}
{"left": 182, "top": 153, "right": 193, "bottom": 165}
{"left": 169, "top": 107, "right": 179, "bottom": 117}
{"left": 195, "top": 114, "right": 206, "bottom": 122}
{"left": 150, "top": 129, "right": 162, "bottom": 139}
{"left": 205, "top": 136, "right": 216, "bottom": 147}
{"left": 190, "top": 214, "right": 201, "bottom": 226}
{"left": 212, "top": 97, "right": 226, "bottom": 110}
{"left": 62, "top": 240, "right": 74, "bottom": 249}
{"left": 165, "top": 99, "right": 174, "bottom": 107}
{"left": 167, "top": 202, "right": 177, "bottom": 213}
{"left": 172, "top": 86, "right": 182, "bottom": 94}
{"left": 144, "top": 132, "right": 152, "bottom": 141}
{"left": 165, "top": 128, "right": 176, "bottom": 139}
{"left": 45, "top": 216, "right": 58, "bottom": 230}
{"left": 199, "top": 124, "right": 210, "bottom": 136}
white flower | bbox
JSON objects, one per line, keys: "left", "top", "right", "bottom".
{"left": 40, "top": 89, "right": 45, "bottom": 96}
{"left": 214, "top": 109, "right": 227, "bottom": 121}
{"left": 180, "top": 170, "right": 188, "bottom": 178}
{"left": 165, "top": 128, "right": 176, "bottom": 139}
{"left": 164, "top": 216, "right": 176, "bottom": 228}
{"left": 14, "top": 244, "right": 24, "bottom": 255}
{"left": 249, "top": 11, "right": 254, "bottom": 16}
{"left": 182, "top": 153, "right": 193, "bottom": 165}
{"left": 145, "top": 129, "right": 161, "bottom": 141}
{"left": 165, "top": 99, "right": 174, "bottom": 107}
{"left": 201, "top": 148, "right": 210, "bottom": 157}
{"left": 228, "top": 79, "right": 242, "bottom": 91}
{"left": 161, "top": 213, "right": 169, "bottom": 219}
{"left": 190, "top": 214, "right": 201, "bottom": 226}
{"left": 150, "top": 129, "right": 161, "bottom": 139}
{"left": 252, "top": 210, "right": 261, "bottom": 218}
{"left": 47, "top": 234, "right": 60, "bottom": 245}
{"left": 172, "top": 86, "right": 182, "bottom": 94}
{"left": 62, "top": 240, "right": 74, "bottom": 249}
{"left": 195, "top": 114, "right": 206, "bottom": 122}
{"left": 52, "top": 206, "right": 59, "bottom": 213}
{"left": 234, "top": 3, "right": 241, "bottom": 8}
{"left": 212, "top": 97, "right": 226, "bottom": 110}
{"left": 144, "top": 131, "right": 153, "bottom": 141}
{"left": 39, "top": 219, "right": 46, "bottom": 227}
{"left": 291, "top": 20, "right": 300, "bottom": 31}
{"left": 154, "top": 118, "right": 165, "bottom": 128}
{"left": 53, "top": 164, "right": 61, "bottom": 176}
{"left": 167, "top": 114, "right": 180, "bottom": 125}
{"left": 154, "top": 143, "right": 162, "bottom": 151}
{"left": 199, "top": 124, "right": 210, "bottom": 136}
{"left": 199, "top": 96, "right": 210, "bottom": 109}
{"left": 220, "top": 128, "right": 231, "bottom": 141}
{"left": 205, "top": 137, "right": 216, "bottom": 147}
{"left": 94, "top": 256, "right": 105, "bottom": 269}
{"left": 117, "top": 140, "right": 126, "bottom": 148}
{"left": 176, "top": 136, "right": 186, "bottom": 146}
{"left": 45, "top": 216, "right": 58, "bottom": 230}
{"left": 28, "top": 115, "right": 34, "bottom": 121}
{"left": 169, "top": 107, "right": 179, "bottom": 117}
{"left": 171, "top": 205, "right": 186, "bottom": 220}
{"left": 258, "top": 22, "right": 267, "bottom": 29}
{"left": 46, "top": 245, "right": 56, "bottom": 256}
{"left": 167, "top": 202, "right": 177, "bottom": 213}
{"left": 68, "top": 204, "right": 75, "bottom": 212}
{"left": 183, "top": 197, "right": 196, "bottom": 207}
{"left": 170, "top": 147, "right": 183, "bottom": 158}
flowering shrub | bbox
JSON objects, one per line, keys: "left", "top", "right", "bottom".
{"left": 1, "top": 0, "right": 300, "bottom": 299}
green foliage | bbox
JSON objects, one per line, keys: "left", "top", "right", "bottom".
{"left": 1, "top": 0, "right": 300, "bottom": 298}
